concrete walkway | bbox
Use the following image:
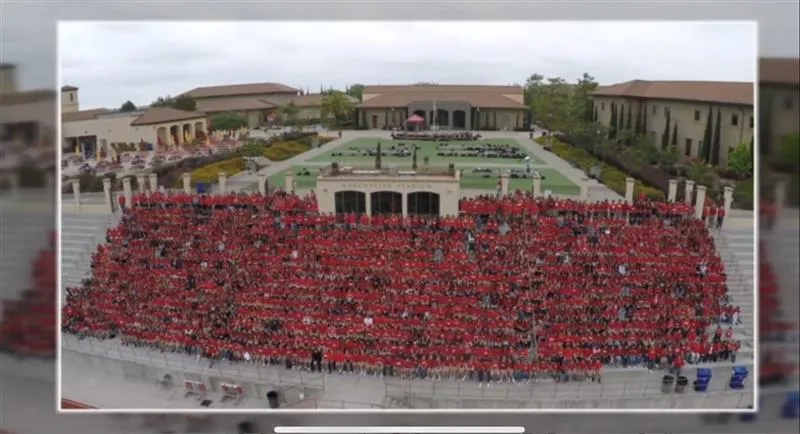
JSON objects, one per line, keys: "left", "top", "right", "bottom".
{"left": 223, "top": 129, "right": 622, "bottom": 201}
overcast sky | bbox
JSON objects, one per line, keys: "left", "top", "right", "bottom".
{"left": 57, "top": 21, "right": 757, "bottom": 109}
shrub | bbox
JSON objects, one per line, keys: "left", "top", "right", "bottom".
{"left": 184, "top": 157, "right": 246, "bottom": 187}
{"left": 263, "top": 140, "right": 311, "bottom": 161}
{"left": 535, "top": 136, "right": 664, "bottom": 199}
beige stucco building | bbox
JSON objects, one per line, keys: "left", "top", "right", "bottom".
{"left": 61, "top": 86, "right": 207, "bottom": 156}
{"left": 357, "top": 84, "right": 527, "bottom": 130}
{"left": 314, "top": 165, "right": 461, "bottom": 217}
{"left": 183, "top": 82, "right": 355, "bottom": 128}
{"left": 0, "top": 64, "right": 56, "bottom": 149}
{"left": 759, "top": 58, "right": 800, "bottom": 156}
{"left": 591, "top": 80, "right": 754, "bottom": 166}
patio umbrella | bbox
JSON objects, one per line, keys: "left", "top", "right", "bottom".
{"left": 407, "top": 114, "right": 425, "bottom": 124}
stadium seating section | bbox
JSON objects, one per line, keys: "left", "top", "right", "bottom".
{"left": 0, "top": 232, "right": 56, "bottom": 357}
{"left": 59, "top": 191, "right": 742, "bottom": 379}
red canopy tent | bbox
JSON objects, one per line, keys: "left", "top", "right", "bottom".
{"left": 407, "top": 114, "right": 425, "bottom": 124}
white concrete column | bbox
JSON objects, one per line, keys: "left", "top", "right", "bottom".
{"left": 182, "top": 173, "right": 192, "bottom": 194}
{"left": 684, "top": 180, "right": 695, "bottom": 205}
{"left": 71, "top": 179, "right": 81, "bottom": 209}
{"left": 580, "top": 177, "right": 590, "bottom": 200}
{"left": 625, "top": 177, "right": 635, "bottom": 204}
{"left": 148, "top": 173, "right": 157, "bottom": 195}
{"left": 694, "top": 185, "right": 707, "bottom": 219}
{"left": 401, "top": 192, "right": 408, "bottom": 217}
{"left": 365, "top": 192, "right": 372, "bottom": 217}
{"left": 668, "top": 179, "right": 678, "bottom": 203}
{"left": 775, "top": 180, "right": 787, "bottom": 212}
{"left": 285, "top": 172, "right": 294, "bottom": 194}
{"left": 500, "top": 172, "right": 510, "bottom": 196}
{"left": 258, "top": 173, "right": 267, "bottom": 195}
{"left": 45, "top": 170, "right": 54, "bottom": 196}
{"left": 218, "top": 172, "right": 227, "bottom": 194}
{"left": 8, "top": 171, "right": 19, "bottom": 199}
{"left": 136, "top": 174, "right": 147, "bottom": 194}
{"left": 723, "top": 185, "right": 734, "bottom": 219}
{"left": 532, "top": 173, "right": 542, "bottom": 198}
{"left": 122, "top": 176, "right": 133, "bottom": 208}
{"left": 103, "top": 177, "right": 112, "bottom": 214}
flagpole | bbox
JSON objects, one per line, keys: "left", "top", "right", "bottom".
{"left": 432, "top": 100, "right": 437, "bottom": 131}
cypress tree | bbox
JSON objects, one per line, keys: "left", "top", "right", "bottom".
{"left": 618, "top": 105, "right": 625, "bottom": 133}
{"left": 412, "top": 146, "right": 418, "bottom": 170}
{"left": 625, "top": 105, "right": 632, "bottom": 130}
{"left": 641, "top": 106, "right": 648, "bottom": 135}
{"left": 375, "top": 141, "right": 382, "bottom": 169}
{"left": 661, "top": 110, "right": 671, "bottom": 150}
{"left": 608, "top": 104, "right": 618, "bottom": 139}
{"left": 700, "top": 106, "right": 713, "bottom": 163}
{"left": 634, "top": 105, "right": 642, "bottom": 135}
{"left": 749, "top": 135, "right": 754, "bottom": 161}
{"left": 593, "top": 106, "right": 598, "bottom": 122}
{"left": 711, "top": 109, "right": 722, "bottom": 166}
{"left": 671, "top": 123, "right": 678, "bottom": 148}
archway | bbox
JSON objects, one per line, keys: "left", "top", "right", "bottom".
{"left": 194, "top": 121, "right": 205, "bottom": 139}
{"left": 156, "top": 127, "right": 168, "bottom": 148}
{"left": 182, "top": 123, "right": 193, "bottom": 144}
{"left": 452, "top": 110, "right": 466, "bottom": 129}
{"left": 413, "top": 110, "right": 426, "bottom": 120}
{"left": 370, "top": 191, "right": 402, "bottom": 216}
{"left": 334, "top": 190, "right": 367, "bottom": 215}
{"left": 407, "top": 191, "right": 440, "bottom": 216}
{"left": 169, "top": 125, "right": 180, "bottom": 147}
{"left": 436, "top": 109, "right": 449, "bottom": 127}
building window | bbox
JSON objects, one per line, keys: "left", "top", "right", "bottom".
{"left": 731, "top": 114, "right": 739, "bottom": 126}
{"left": 685, "top": 138, "right": 693, "bottom": 156}
{"left": 785, "top": 95, "right": 794, "bottom": 110}
{"left": 749, "top": 116, "right": 754, "bottom": 128}
{"left": 652, "top": 105, "right": 658, "bottom": 115}
{"left": 601, "top": 102, "right": 605, "bottom": 110}
{"left": 69, "top": 93, "right": 74, "bottom": 102}
{"left": 694, "top": 110, "right": 701, "bottom": 121}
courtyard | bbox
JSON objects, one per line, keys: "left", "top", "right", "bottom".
{"left": 268, "top": 136, "right": 580, "bottom": 195}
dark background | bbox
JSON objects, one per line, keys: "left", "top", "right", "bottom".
{"left": 0, "top": 1, "right": 798, "bottom": 433}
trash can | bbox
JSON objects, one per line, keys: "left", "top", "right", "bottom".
{"left": 661, "top": 374, "right": 674, "bottom": 393}
{"left": 695, "top": 368, "right": 712, "bottom": 392}
{"left": 196, "top": 182, "right": 208, "bottom": 194}
{"left": 729, "top": 365, "right": 749, "bottom": 389}
{"left": 266, "top": 390, "right": 280, "bottom": 409}
{"left": 675, "top": 375, "right": 689, "bottom": 393}
{"left": 782, "top": 391, "right": 799, "bottom": 419}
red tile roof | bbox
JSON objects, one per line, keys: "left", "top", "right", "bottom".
{"left": 130, "top": 107, "right": 206, "bottom": 126}
{"left": 183, "top": 82, "right": 299, "bottom": 99}
{"left": 61, "top": 108, "right": 110, "bottom": 123}
{"left": 360, "top": 93, "right": 525, "bottom": 109}
{"left": 760, "top": 57, "right": 800, "bottom": 86}
{"left": 592, "top": 80, "right": 753, "bottom": 105}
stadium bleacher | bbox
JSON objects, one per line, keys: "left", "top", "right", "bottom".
{"left": 60, "top": 190, "right": 742, "bottom": 381}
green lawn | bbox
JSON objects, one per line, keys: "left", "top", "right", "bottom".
{"left": 308, "top": 137, "right": 544, "bottom": 165}
{"left": 268, "top": 166, "right": 579, "bottom": 195}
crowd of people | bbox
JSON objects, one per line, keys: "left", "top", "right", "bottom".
{"left": 61, "top": 190, "right": 742, "bottom": 382}
{"left": 391, "top": 131, "right": 480, "bottom": 142}
{"left": 0, "top": 232, "right": 56, "bottom": 357}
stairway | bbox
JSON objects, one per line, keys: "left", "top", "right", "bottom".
{"left": 60, "top": 213, "right": 118, "bottom": 291}
{"left": 713, "top": 225, "right": 755, "bottom": 364}
{"left": 0, "top": 211, "right": 52, "bottom": 318}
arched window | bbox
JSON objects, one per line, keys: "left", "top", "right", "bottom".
{"left": 334, "top": 190, "right": 366, "bottom": 214}
{"left": 407, "top": 191, "right": 440, "bottom": 216}
{"left": 370, "top": 191, "right": 402, "bottom": 216}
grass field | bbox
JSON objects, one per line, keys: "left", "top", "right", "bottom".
{"left": 268, "top": 166, "right": 579, "bottom": 195}
{"left": 308, "top": 137, "right": 545, "bottom": 165}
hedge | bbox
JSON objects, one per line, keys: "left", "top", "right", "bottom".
{"left": 535, "top": 136, "right": 664, "bottom": 199}
{"left": 263, "top": 140, "right": 311, "bottom": 161}
{"left": 186, "top": 157, "right": 246, "bottom": 187}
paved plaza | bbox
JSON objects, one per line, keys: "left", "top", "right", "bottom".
{"left": 224, "top": 130, "right": 621, "bottom": 200}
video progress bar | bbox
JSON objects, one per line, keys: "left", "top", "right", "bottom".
{"left": 275, "top": 427, "right": 525, "bottom": 433}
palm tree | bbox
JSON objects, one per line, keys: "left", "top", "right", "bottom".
{"left": 320, "top": 91, "right": 355, "bottom": 129}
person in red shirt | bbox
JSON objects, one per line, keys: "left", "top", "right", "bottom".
{"left": 716, "top": 206, "right": 725, "bottom": 229}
